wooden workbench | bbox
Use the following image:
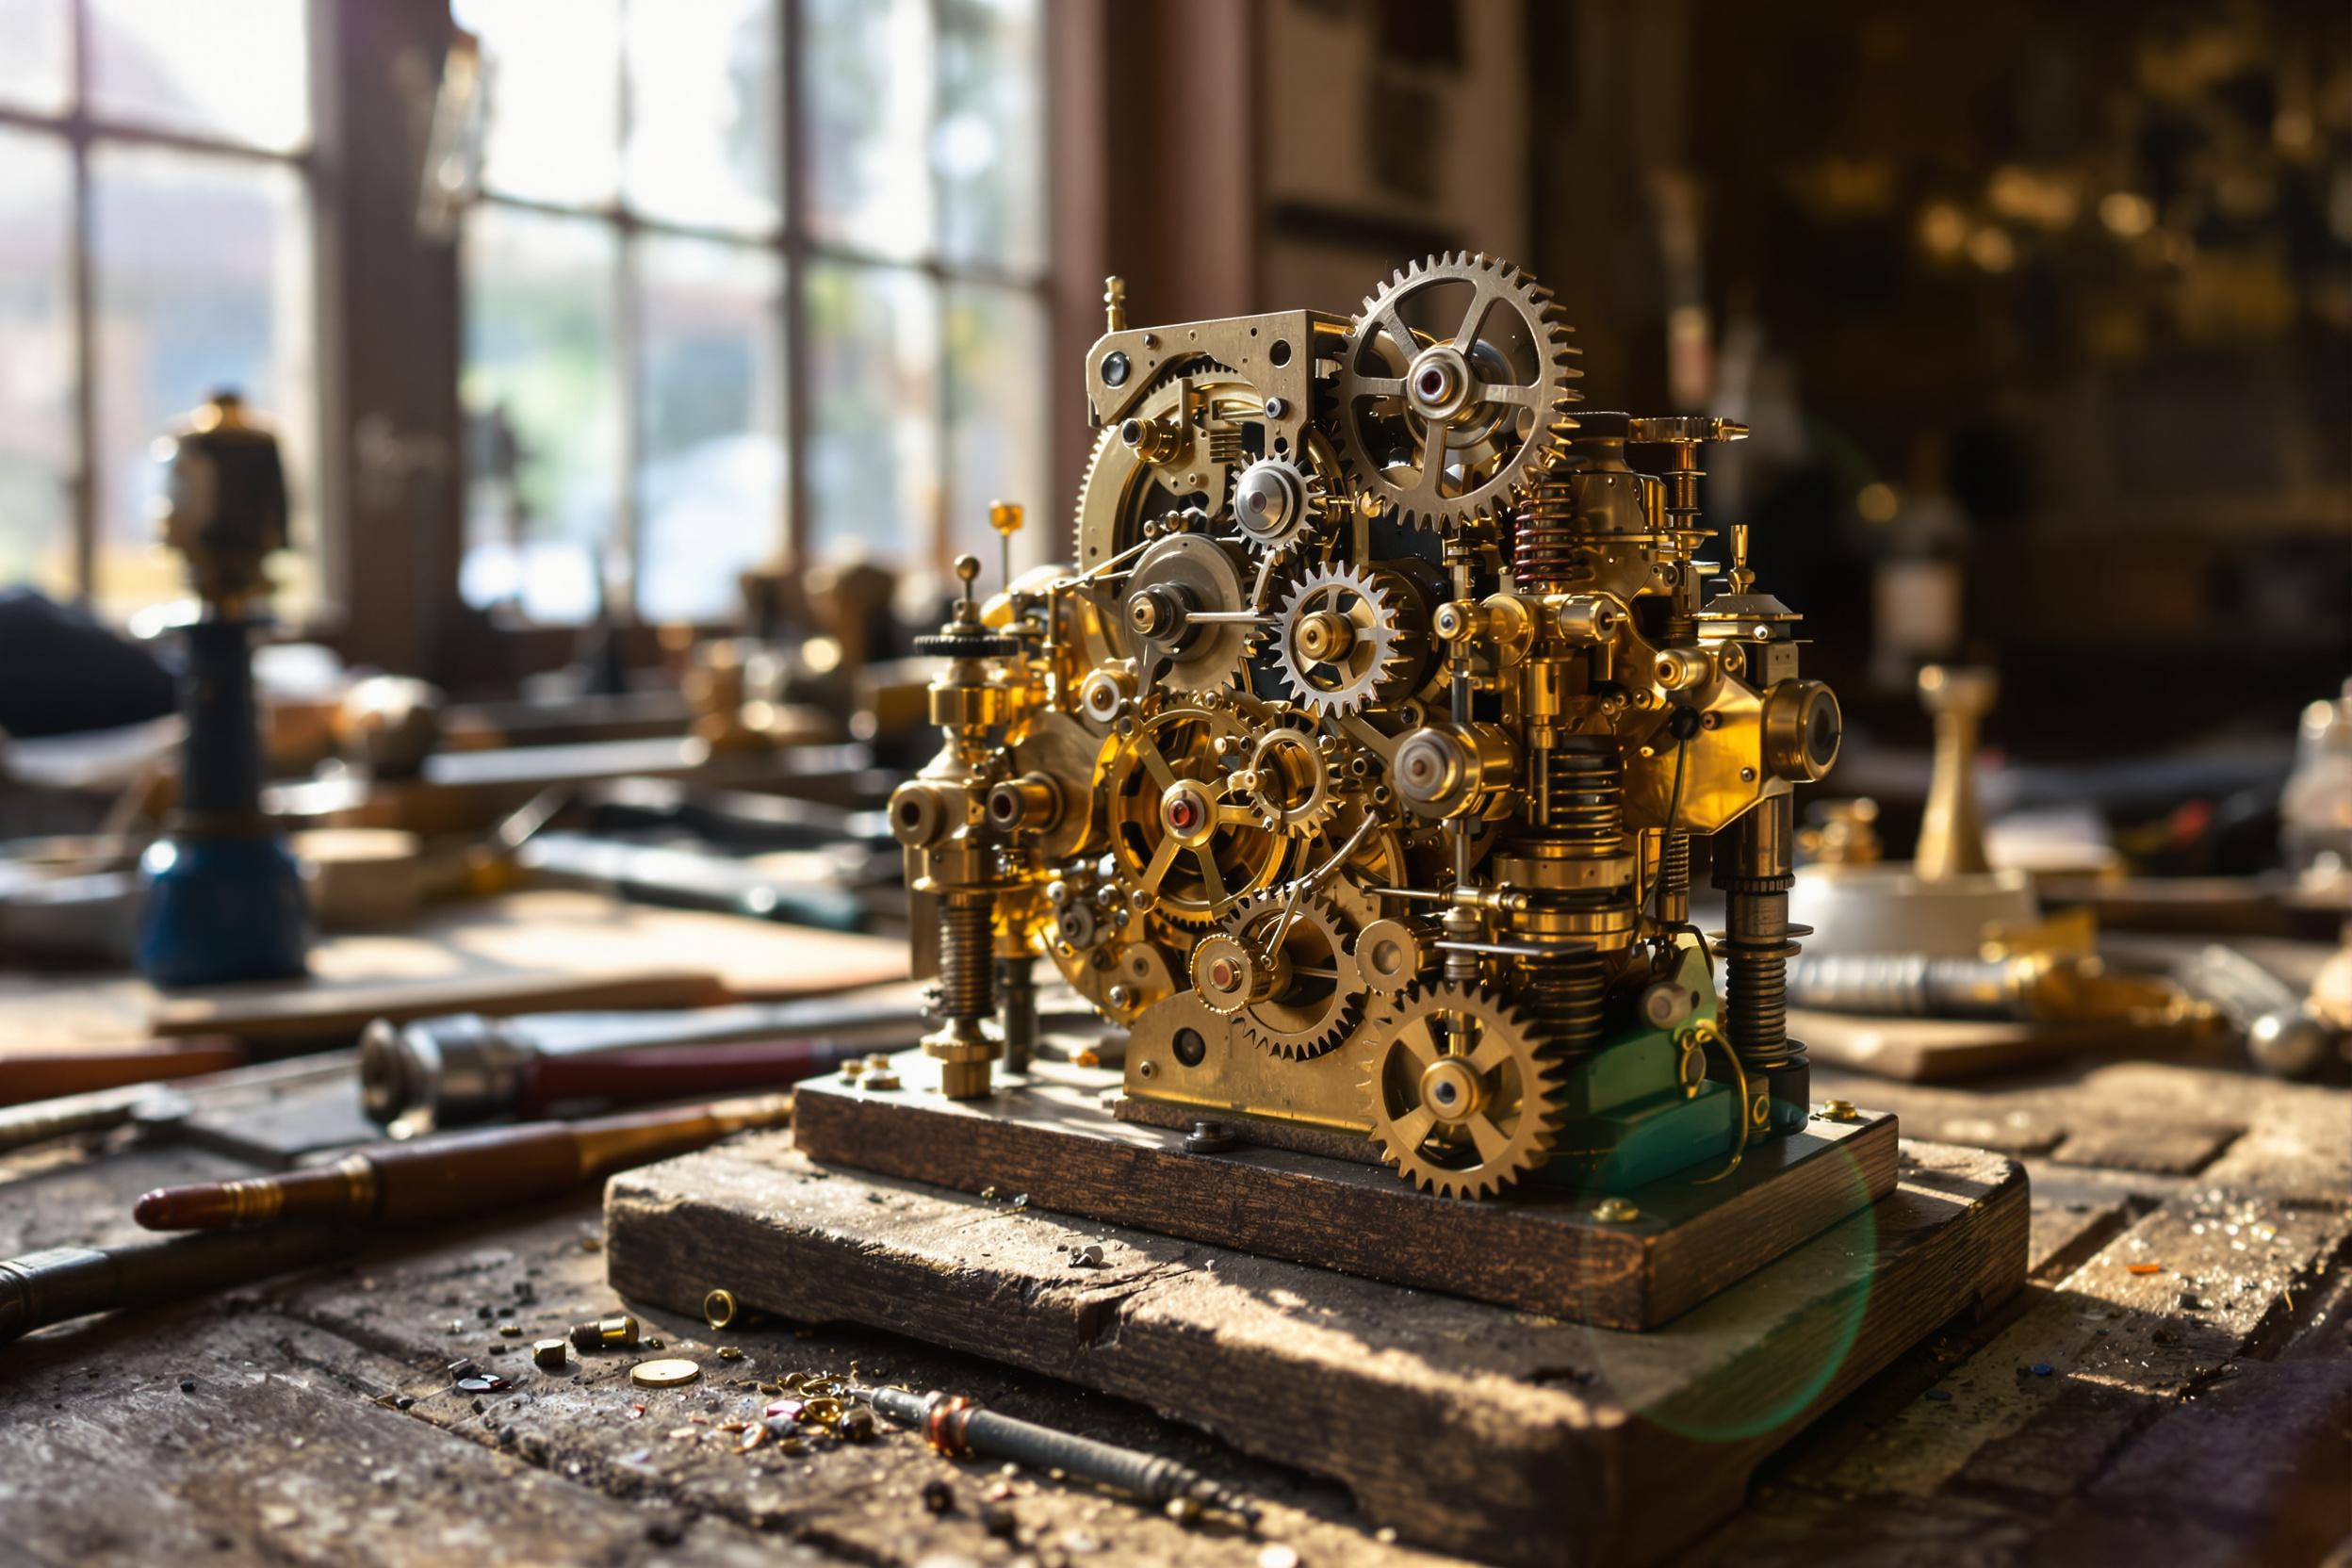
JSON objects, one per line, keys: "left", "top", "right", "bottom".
{"left": 0, "top": 964, "right": 2344, "bottom": 1564}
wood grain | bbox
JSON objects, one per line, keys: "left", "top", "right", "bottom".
{"left": 606, "top": 1131, "right": 2027, "bottom": 1567}
{"left": 790, "top": 1052, "right": 1901, "bottom": 1327}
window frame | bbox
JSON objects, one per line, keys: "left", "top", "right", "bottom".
{"left": 0, "top": 0, "right": 340, "bottom": 620}
{"left": 459, "top": 0, "right": 1056, "bottom": 629}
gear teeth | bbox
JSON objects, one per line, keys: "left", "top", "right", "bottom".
{"left": 1330, "top": 252, "right": 1579, "bottom": 534}
{"left": 1361, "top": 981, "right": 1567, "bottom": 1199}
{"left": 1221, "top": 890, "right": 1364, "bottom": 1061}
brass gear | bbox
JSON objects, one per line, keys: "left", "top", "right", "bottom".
{"left": 1332, "top": 252, "right": 1580, "bottom": 531}
{"left": 1363, "top": 980, "right": 1566, "bottom": 1199}
{"left": 1237, "top": 714, "right": 1345, "bottom": 837}
{"left": 1102, "top": 691, "right": 1288, "bottom": 928}
{"left": 1219, "top": 890, "right": 1364, "bottom": 1061}
{"left": 1271, "top": 564, "right": 1421, "bottom": 720}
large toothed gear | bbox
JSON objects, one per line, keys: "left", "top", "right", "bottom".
{"left": 1102, "top": 691, "right": 1289, "bottom": 928}
{"left": 1272, "top": 564, "right": 1421, "bottom": 720}
{"left": 1363, "top": 980, "right": 1566, "bottom": 1199}
{"left": 1121, "top": 533, "right": 1256, "bottom": 694}
{"left": 1332, "top": 252, "right": 1581, "bottom": 531}
{"left": 1218, "top": 890, "right": 1364, "bottom": 1061}
{"left": 1237, "top": 714, "right": 1346, "bottom": 837}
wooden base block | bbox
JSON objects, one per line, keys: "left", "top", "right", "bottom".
{"left": 789, "top": 1051, "right": 1900, "bottom": 1329}
{"left": 606, "top": 1128, "right": 2027, "bottom": 1567}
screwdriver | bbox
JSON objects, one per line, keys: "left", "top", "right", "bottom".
{"left": 854, "top": 1382, "right": 1262, "bottom": 1528}
{"left": 132, "top": 1094, "right": 792, "bottom": 1231}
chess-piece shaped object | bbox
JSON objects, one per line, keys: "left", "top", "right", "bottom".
{"left": 135, "top": 391, "right": 314, "bottom": 986}
{"left": 1789, "top": 664, "right": 2033, "bottom": 956}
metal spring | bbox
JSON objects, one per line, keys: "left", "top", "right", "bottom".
{"left": 1519, "top": 947, "right": 1607, "bottom": 1055}
{"left": 1723, "top": 946, "right": 1791, "bottom": 1067}
{"left": 1651, "top": 828, "right": 1691, "bottom": 922}
{"left": 1542, "top": 744, "right": 1624, "bottom": 849}
{"left": 1511, "top": 473, "right": 1579, "bottom": 592}
{"left": 935, "top": 899, "right": 995, "bottom": 1021}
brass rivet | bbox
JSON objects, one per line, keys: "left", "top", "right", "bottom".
{"left": 1593, "top": 1197, "right": 1640, "bottom": 1223}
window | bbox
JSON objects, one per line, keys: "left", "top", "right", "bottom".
{"left": 456, "top": 0, "right": 1049, "bottom": 628}
{"left": 0, "top": 0, "right": 320, "bottom": 618}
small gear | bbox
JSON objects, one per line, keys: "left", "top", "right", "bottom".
{"left": 1271, "top": 564, "right": 1421, "bottom": 720}
{"left": 1217, "top": 890, "right": 1364, "bottom": 1061}
{"left": 1237, "top": 716, "right": 1345, "bottom": 837}
{"left": 1229, "top": 455, "right": 1326, "bottom": 554}
{"left": 1331, "top": 252, "right": 1581, "bottom": 531}
{"left": 1362, "top": 980, "right": 1566, "bottom": 1199}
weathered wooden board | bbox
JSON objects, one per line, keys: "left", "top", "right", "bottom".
{"left": 789, "top": 1052, "right": 1901, "bottom": 1329}
{"left": 605, "top": 1132, "right": 2029, "bottom": 1568}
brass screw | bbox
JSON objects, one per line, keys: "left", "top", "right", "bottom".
{"left": 1821, "top": 1099, "right": 1860, "bottom": 1122}
{"left": 531, "top": 1338, "right": 568, "bottom": 1370}
{"left": 1593, "top": 1197, "right": 1640, "bottom": 1223}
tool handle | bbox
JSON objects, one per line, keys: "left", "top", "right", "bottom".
{"left": 0, "top": 1226, "right": 354, "bottom": 1344}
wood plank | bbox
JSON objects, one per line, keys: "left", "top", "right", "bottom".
{"left": 604, "top": 1133, "right": 2027, "bottom": 1567}
{"left": 0, "top": 1309, "right": 826, "bottom": 1568}
{"left": 789, "top": 1050, "right": 1901, "bottom": 1328}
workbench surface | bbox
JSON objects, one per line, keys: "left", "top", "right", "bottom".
{"left": 1, "top": 1023, "right": 2344, "bottom": 1564}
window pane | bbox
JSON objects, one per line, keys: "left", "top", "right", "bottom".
{"left": 90, "top": 145, "right": 317, "bottom": 615}
{"left": 803, "top": 0, "right": 933, "bottom": 261}
{"left": 805, "top": 261, "right": 938, "bottom": 564}
{"left": 0, "top": 0, "right": 71, "bottom": 115}
{"left": 635, "top": 235, "right": 784, "bottom": 623}
{"left": 459, "top": 0, "right": 622, "bottom": 207}
{"left": 88, "top": 0, "right": 310, "bottom": 152}
{"left": 461, "top": 204, "right": 619, "bottom": 625}
{"left": 0, "top": 127, "right": 74, "bottom": 595}
{"left": 623, "top": 0, "right": 779, "bottom": 236}
{"left": 937, "top": 0, "right": 1045, "bottom": 275}
{"left": 945, "top": 283, "right": 1047, "bottom": 571}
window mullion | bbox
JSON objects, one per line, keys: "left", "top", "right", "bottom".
{"left": 781, "top": 0, "right": 809, "bottom": 568}
{"left": 612, "top": 6, "right": 640, "bottom": 622}
{"left": 926, "top": 0, "right": 951, "bottom": 571}
{"left": 66, "top": 0, "right": 95, "bottom": 602}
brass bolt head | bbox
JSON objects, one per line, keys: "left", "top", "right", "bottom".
{"left": 1821, "top": 1099, "right": 1860, "bottom": 1122}
{"left": 1593, "top": 1197, "right": 1640, "bottom": 1223}
{"left": 531, "top": 1338, "right": 568, "bottom": 1370}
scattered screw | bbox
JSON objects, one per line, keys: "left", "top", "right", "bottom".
{"left": 717, "top": 1347, "right": 743, "bottom": 1362}
{"left": 1820, "top": 1099, "right": 1859, "bottom": 1122}
{"left": 531, "top": 1338, "right": 568, "bottom": 1371}
{"left": 1592, "top": 1197, "right": 1641, "bottom": 1223}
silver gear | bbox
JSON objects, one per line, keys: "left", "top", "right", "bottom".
{"left": 1271, "top": 564, "right": 1420, "bottom": 720}
{"left": 1230, "top": 454, "right": 1326, "bottom": 554}
{"left": 1218, "top": 890, "right": 1364, "bottom": 1061}
{"left": 1331, "top": 252, "right": 1580, "bottom": 531}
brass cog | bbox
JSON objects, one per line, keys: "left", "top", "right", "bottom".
{"left": 1271, "top": 563, "right": 1422, "bottom": 720}
{"left": 1237, "top": 715, "right": 1345, "bottom": 837}
{"left": 1102, "top": 692, "right": 1288, "bottom": 928}
{"left": 1332, "top": 252, "right": 1581, "bottom": 531}
{"left": 1219, "top": 890, "right": 1364, "bottom": 1061}
{"left": 1362, "top": 980, "right": 1566, "bottom": 1199}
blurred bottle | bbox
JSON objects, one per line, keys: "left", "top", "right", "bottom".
{"left": 1866, "top": 433, "right": 1968, "bottom": 695}
{"left": 2280, "top": 679, "right": 2352, "bottom": 888}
